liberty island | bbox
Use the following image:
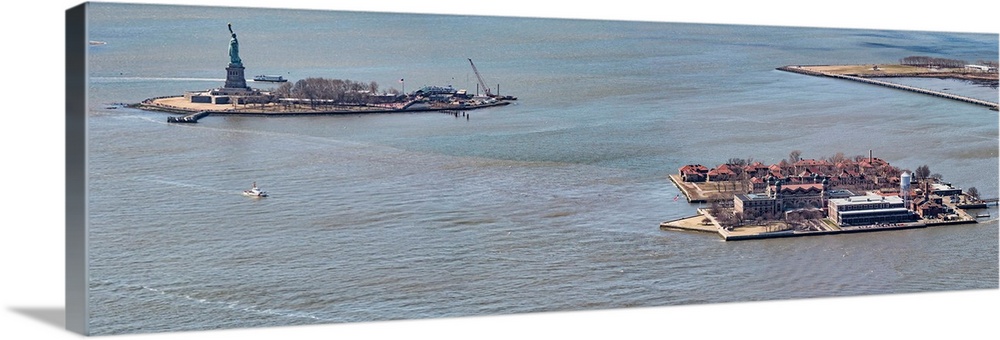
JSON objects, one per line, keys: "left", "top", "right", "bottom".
{"left": 135, "top": 23, "right": 515, "bottom": 121}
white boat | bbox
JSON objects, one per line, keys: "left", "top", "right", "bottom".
{"left": 253, "top": 75, "right": 287, "bottom": 82}
{"left": 243, "top": 182, "right": 268, "bottom": 197}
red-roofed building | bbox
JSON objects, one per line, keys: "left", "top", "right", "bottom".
{"left": 768, "top": 182, "right": 826, "bottom": 210}
{"left": 833, "top": 169, "right": 865, "bottom": 187}
{"left": 747, "top": 176, "right": 768, "bottom": 192}
{"left": 679, "top": 164, "right": 709, "bottom": 182}
{"left": 768, "top": 163, "right": 790, "bottom": 177}
{"left": 836, "top": 159, "right": 857, "bottom": 172}
{"left": 794, "top": 159, "right": 833, "bottom": 174}
{"left": 912, "top": 195, "right": 951, "bottom": 219}
{"left": 707, "top": 164, "right": 736, "bottom": 182}
{"left": 858, "top": 157, "right": 890, "bottom": 175}
{"left": 743, "top": 162, "right": 770, "bottom": 178}
{"left": 734, "top": 180, "right": 829, "bottom": 220}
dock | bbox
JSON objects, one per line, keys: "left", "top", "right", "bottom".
{"left": 777, "top": 66, "right": 999, "bottom": 110}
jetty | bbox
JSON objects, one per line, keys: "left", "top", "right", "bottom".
{"left": 166, "top": 111, "right": 210, "bottom": 123}
{"left": 777, "top": 65, "right": 999, "bottom": 110}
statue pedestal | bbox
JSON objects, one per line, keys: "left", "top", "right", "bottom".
{"left": 225, "top": 63, "right": 247, "bottom": 89}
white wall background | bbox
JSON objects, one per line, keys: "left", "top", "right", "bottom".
{"left": 2, "top": 1, "right": 997, "bottom": 339}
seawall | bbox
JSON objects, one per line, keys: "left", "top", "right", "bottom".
{"left": 661, "top": 209, "right": 980, "bottom": 241}
{"left": 135, "top": 95, "right": 512, "bottom": 116}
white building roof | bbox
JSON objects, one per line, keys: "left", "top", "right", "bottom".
{"left": 829, "top": 195, "right": 903, "bottom": 207}
{"left": 838, "top": 207, "right": 911, "bottom": 216}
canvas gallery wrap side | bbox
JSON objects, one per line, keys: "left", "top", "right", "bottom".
{"left": 66, "top": 1, "right": 999, "bottom": 336}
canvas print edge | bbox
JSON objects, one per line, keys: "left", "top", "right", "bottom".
{"left": 66, "top": 2, "right": 88, "bottom": 336}
{"left": 57, "top": 0, "right": 998, "bottom": 339}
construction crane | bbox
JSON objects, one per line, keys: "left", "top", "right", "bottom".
{"left": 468, "top": 58, "right": 494, "bottom": 97}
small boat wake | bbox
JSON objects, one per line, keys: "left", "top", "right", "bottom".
{"left": 134, "top": 175, "right": 232, "bottom": 195}
{"left": 92, "top": 278, "right": 331, "bottom": 323}
{"left": 90, "top": 76, "right": 226, "bottom": 83}
{"left": 976, "top": 216, "right": 998, "bottom": 224}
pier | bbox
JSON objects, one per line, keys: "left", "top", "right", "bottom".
{"left": 777, "top": 66, "right": 999, "bottom": 110}
{"left": 828, "top": 74, "right": 999, "bottom": 109}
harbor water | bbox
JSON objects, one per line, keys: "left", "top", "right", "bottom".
{"left": 84, "top": 3, "right": 998, "bottom": 335}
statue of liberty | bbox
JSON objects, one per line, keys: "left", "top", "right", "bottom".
{"left": 227, "top": 23, "right": 242, "bottom": 66}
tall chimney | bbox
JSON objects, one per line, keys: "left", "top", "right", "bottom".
{"left": 869, "top": 150, "right": 873, "bottom": 163}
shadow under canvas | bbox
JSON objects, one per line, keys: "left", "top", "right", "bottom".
{"left": 9, "top": 307, "right": 67, "bottom": 330}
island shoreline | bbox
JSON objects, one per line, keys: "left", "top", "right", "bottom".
{"left": 131, "top": 95, "right": 513, "bottom": 118}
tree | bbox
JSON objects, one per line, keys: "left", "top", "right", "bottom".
{"left": 739, "top": 171, "right": 752, "bottom": 194}
{"left": 274, "top": 82, "right": 293, "bottom": 98}
{"left": 829, "top": 152, "right": 846, "bottom": 164}
{"left": 701, "top": 217, "right": 712, "bottom": 226}
{"left": 777, "top": 159, "right": 791, "bottom": 175}
{"left": 901, "top": 56, "right": 968, "bottom": 68}
{"left": 789, "top": 150, "right": 802, "bottom": 163}
{"left": 787, "top": 212, "right": 805, "bottom": 228}
{"left": 708, "top": 196, "right": 723, "bottom": 218}
{"left": 717, "top": 214, "right": 732, "bottom": 228}
{"left": 766, "top": 211, "right": 782, "bottom": 222}
{"left": 915, "top": 165, "right": 931, "bottom": 179}
{"left": 285, "top": 77, "right": 384, "bottom": 106}
{"left": 967, "top": 187, "right": 980, "bottom": 200}
{"left": 884, "top": 166, "right": 902, "bottom": 179}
